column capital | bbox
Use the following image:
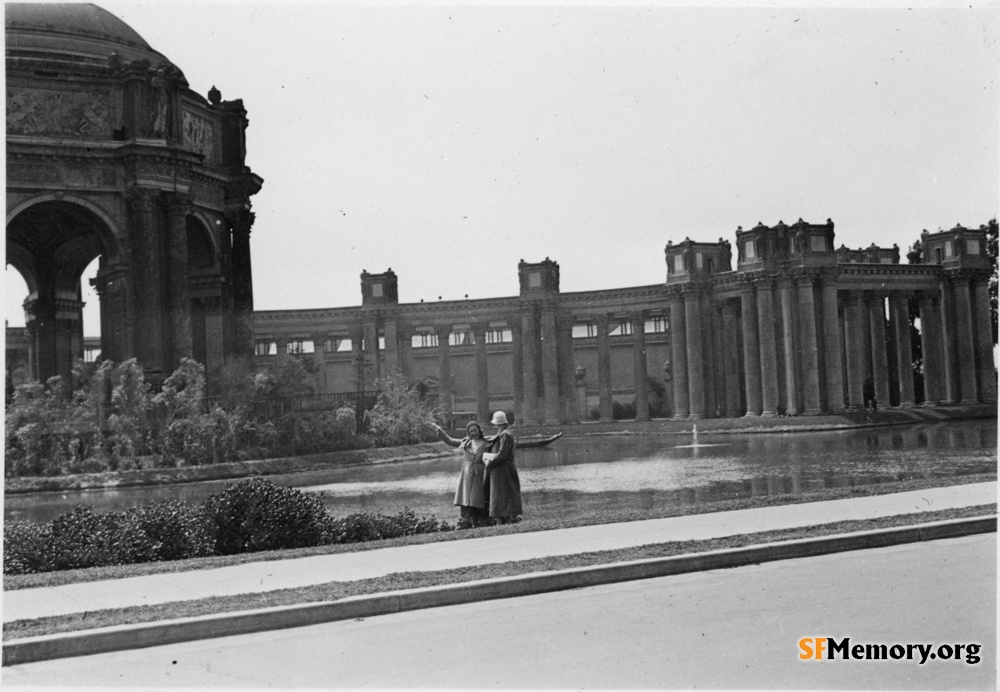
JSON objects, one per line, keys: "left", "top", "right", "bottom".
{"left": 630, "top": 310, "right": 648, "bottom": 325}
{"left": 752, "top": 276, "right": 775, "bottom": 290}
{"left": 794, "top": 274, "right": 816, "bottom": 289}
{"left": 433, "top": 323, "right": 452, "bottom": 338}
{"left": 720, "top": 299, "right": 739, "bottom": 316}
{"left": 124, "top": 186, "right": 160, "bottom": 212}
{"left": 595, "top": 312, "right": 611, "bottom": 329}
{"left": 471, "top": 321, "right": 489, "bottom": 337}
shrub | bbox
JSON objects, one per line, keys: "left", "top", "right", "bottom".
{"left": 46, "top": 506, "right": 147, "bottom": 570}
{"left": 326, "top": 508, "right": 450, "bottom": 544}
{"left": 203, "top": 477, "right": 335, "bottom": 555}
{"left": 125, "top": 500, "right": 214, "bottom": 562}
{"left": 364, "top": 372, "right": 441, "bottom": 446}
{"left": 612, "top": 400, "right": 637, "bottom": 420}
{"left": 4, "top": 520, "right": 55, "bottom": 575}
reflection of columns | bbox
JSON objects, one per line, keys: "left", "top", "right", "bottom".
{"left": 683, "top": 293, "right": 705, "bottom": 419}
{"left": 741, "top": 284, "right": 762, "bottom": 416}
{"left": 722, "top": 302, "right": 741, "bottom": 417}
{"left": 844, "top": 293, "right": 865, "bottom": 410}
{"left": 756, "top": 279, "right": 779, "bottom": 417}
{"left": 166, "top": 193, "right": 193, "bottom": 363}
{"left": 383, "top": 319, "right": 400, "bottom": 375}
{"left": 868, "top": 294, "right": 890, "bottom": 407}
{"left": 434, "top": 324, "right": 453, "bottom": 422}
{"left": 918, "top": 292, "right": 943, "bottom": 405}
{"left": 820, "top": 275, "right": 844, "bottom": 412}
{"left": 890, "top": 295, "right": 915, "bottom": 407}
{"left": 557, "top": 314, "right": 577, "bottom": 423}
{"left": 797, "top": 276, "right": 821, "bottom": 414}
{"left": 670, "top": 296, "right": 689, "bottom": 419}
{"left": 596, "top": 314, "right": 613, "bottom": 421}
{"left": 779, "top": 279, "right": 800, "bottom": 416}
{"left": 972, "top": 278, "right": 998, "bottom": 402}
{"left": 633, "top": 311, "right": 650, "bottom": 421}
{"left": 521, "top": 306, "right": 540, "bottom": 425}
{"left": 508, "top": 318, "right": 524, "bottom": 424}
{"left": 541, "top": 304, "right": 561, "bottom": 425}
{"left": 951, "top": 276, "right": 978, "bottom": 403}
{"left": 938, "top": 280, "right": 958, "bottom": 403}
{"left": 472, "top": 322, "right": 490, "bottom": 424}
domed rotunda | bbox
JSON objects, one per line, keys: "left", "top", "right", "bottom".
{"left": 6, "top": 3, "right": 263, "bottom": 384}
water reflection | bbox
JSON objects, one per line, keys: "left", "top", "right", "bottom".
{"left": 4, "top": 419, "right": 996, "bottom": 524}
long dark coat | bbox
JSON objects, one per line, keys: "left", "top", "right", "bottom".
{"left": 453, "top": 438, "right": 487, "bottom": 509}
{"left": 483, "top": 427, "right": 522, "bottom": 518}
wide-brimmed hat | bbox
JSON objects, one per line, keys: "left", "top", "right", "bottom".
{"left": 490, "top": 411, "right": 508, "bottom": 425}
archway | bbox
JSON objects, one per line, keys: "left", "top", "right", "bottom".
{"left": 6, "top": 200, "right": 116, "bottom": 385}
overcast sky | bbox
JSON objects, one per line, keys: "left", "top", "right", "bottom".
{"left": 5, "top": 1, "right": 999, "bottom": 334}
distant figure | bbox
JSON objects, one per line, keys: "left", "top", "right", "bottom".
{"left": 482, "top": 411, "right": 523, "bottom": 524}
{"left": 432, "top": 421, "right": 488, "bottom": 527}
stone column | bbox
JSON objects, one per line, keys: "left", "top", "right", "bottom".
{"left": 938, "top": 280, "right": 959, "bottom": 404}
{"left": 521, "top": 306, "right": 540, "bottom": 425}
{"left": 868, "top": 294, "right": 891, "bottom": 408}
{"left": 779, "top": 278, "right": 800, "bottom": 415}
{"left": 843, "top": 293, "right": 866, "bottom": 410}
{"left": 722, "top": 302, "right": 741, "bottom": 417}
{"left": 972, "top": 277, "right": 998, "bottom": 402}
{"left": 632, "top": 311, "right": 650, "bottom": 421}
{"left": 126, "top": 187, "right": 167, "bottom": 373}
{"left": 890, "top": 294, "right": 916, "bottom": 407}
{"left": 383, "top": 319, "right": 400, "bottom": 376}
{"left": 710, "top": 302, "right": 724, "bottom": 417}
{"left": 596, "top": 314, "right": 614, "bottom": 421}
{"left": 508, "top": 318, "right": 525, "bottom": 424}
{"left": 796, "top": 276, "right": 822, "bottom": 414}
{"left": 669, "top": 296, "right": 690, "bottom": 419}
{"left": 434, "top": 324, "right": 453, "bottom": 424}
{"left": 350, "top": 322, "right": 366, "bottom": 393}
{"left": 741, "top": 284, "right": 762, "bottom": 416}
{"left": 820, "top": 275, "right": 845, "bottom": 412}
{"left": 397, "top": 323, "right": 414, "bottom": 379}
{"left": 310, "top": 331, "right": 327, "bottom": 393}
{"left": 755, "top": 279, "right": 779, "bottom": 417}
{"left": 541, "top": 304, "right": 561, "bottom": 425}
{"left": 363, "top": 318, "right": 381, "bottom": 382}
{"left": 918, "top": 292, "right": 944, "bottom": 405}
{"left": 951, "top": 276, "right": 979, "bottom": 403}
{"left": 683, "top": 293, "right": 705, "bottom": 419}
{"left": 165, "top": 193, "right": 193, "bottom": 363}
{"left": 557, "top": 314, "right": 577, "bottom": 423}
{"left": 228, "top": 209, "right": 256, "bottom": 359}
{"left": 472, "top": 322, "right": 490, "bottom": 424}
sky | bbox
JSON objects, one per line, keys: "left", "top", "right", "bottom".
{"left": 5, "top": 1, "right": 999, "bottom": 335}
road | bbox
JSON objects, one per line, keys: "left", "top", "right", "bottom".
{"left": 4, "top": 533, "right": 995, "bottom": 690}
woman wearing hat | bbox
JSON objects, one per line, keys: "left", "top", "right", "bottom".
{"left": 431, "top": 420, "right": 488, "bottom": 527}
{"left": 482, "top": 410, "right": 523, "bottom": 524}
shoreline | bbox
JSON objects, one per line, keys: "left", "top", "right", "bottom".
{"left": 5, "top": 404, "right": 995, "bottom": 495}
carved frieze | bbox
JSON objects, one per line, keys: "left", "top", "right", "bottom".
{"left": 8, "top": 162, "right": 116, "bottom": 187}
{"left": 7, "top": 87, "right": 112, "bottom": 137}
{"left": 191, "top": 181, "right": 225, "bottom": 209}
{"left": 182, "top": 110, "right": 216, "bottom": 161}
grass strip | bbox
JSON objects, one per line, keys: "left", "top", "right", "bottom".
{"left": 3, "top": 504, "right": 993, "bottom": 642}
{"left": 5, "top": 472, "right": 994, "bottom": 592}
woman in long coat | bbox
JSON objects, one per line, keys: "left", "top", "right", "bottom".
{"left": 432, "top": 421, "right": 488, "bottom": 527}
{"left": 483, "top": 411, "right": 523, "bottom": 523}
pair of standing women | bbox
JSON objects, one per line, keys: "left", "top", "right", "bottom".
{"left": 433, "top": 411, "right": 522, "bottom": 526}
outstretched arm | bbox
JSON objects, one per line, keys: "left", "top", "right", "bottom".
{"left": 430, "top": 424, "right": 463, "bottom": 447}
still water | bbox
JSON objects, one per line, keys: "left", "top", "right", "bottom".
{"left": 5, "top": 419, "right": 996, "bottom": 524}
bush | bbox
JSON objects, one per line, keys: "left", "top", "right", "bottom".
{"left": 203, "top": 476, "right": 335, "bottom": 555}
{"left": 326, "top": 508, "right": 450, "bottom": 544}
{"left": 612, "top": 400, "right": 637, "bottom": 420}
{"left": 364, "top": 372, "right": 441, "bottom": 446}
{"left": 125, "top": 500, "right": 214, "bottom": 562}
{"left": 4, "top": 520, "right": 56, "bottom": 575}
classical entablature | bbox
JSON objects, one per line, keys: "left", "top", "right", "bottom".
{"left": 6, "top": 3, "right": 263, "bottom": 385}
{"left": 254, "top": 220, "right": 995, "bottom": 426}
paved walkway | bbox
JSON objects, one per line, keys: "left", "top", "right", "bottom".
{"left": 4, "top": 482, "right": 995, "bottom": 624}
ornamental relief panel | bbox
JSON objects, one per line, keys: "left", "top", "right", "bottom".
{"left": 8, "top": 163, "right": 116, "bottom": 188}
{"left": 182, "top": 110, "right": 216, "bottom": 162}
{"left": 7, "top": 87, "right": 112, "bottom": 137}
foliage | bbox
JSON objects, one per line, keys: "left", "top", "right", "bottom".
{"left": 203, "top": 476, "right": 336, "bottom": 555}
{"left": 364, "top": 372, "right": 441, "bottom": 446}
{"left": 4, "top": 476, "right": 454, "bottom": 575}
{"left": 612, "top": 400, "right": 637, "bottom": 420}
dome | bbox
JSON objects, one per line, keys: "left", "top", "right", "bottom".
{"left": 6, "top": 3, "right": 182, "bottom": 78}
